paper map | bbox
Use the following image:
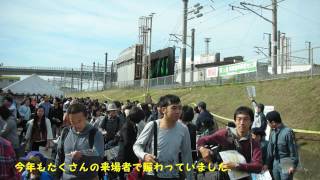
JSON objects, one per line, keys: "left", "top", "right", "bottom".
{"left": 219, "top": 150, "right": 249, "bottom": 180}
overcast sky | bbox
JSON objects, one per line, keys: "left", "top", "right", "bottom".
{"left": 1, "top": 0, "right": 319, "bottom": 69}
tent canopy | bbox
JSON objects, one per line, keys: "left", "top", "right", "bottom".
{"left": 3, "top": 74, "right": 64, "bottom": 97}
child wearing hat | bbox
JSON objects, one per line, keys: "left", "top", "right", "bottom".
{"left": 21, "top": 151, "right": 53, "bottom": 180}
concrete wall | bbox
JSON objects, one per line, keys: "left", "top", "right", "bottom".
{"left": 116, "top": 60, "right": 136, "bottom": 83}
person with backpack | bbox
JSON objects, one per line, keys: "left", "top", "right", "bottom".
{"left": 133, "top": 94, "right": 193, "bottom": 180}
{"left": 99, "top": 103, "right": 124, "bottom": 149}
{"left": 54, "top": 103, "right": 104, "bottom": 180}
{"left": 196, "top": 101, "right": 218, "bottom": 137}
{"left": 197, "top": 106, "right": 263, "bottom": 180}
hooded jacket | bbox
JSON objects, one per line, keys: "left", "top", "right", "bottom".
{"left": 55, "top": 123, "right": 104, "bottom": 180}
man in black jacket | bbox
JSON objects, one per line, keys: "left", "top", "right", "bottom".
{"left": 196, "top": 101, "right": 218, "bottom": 136}
{"left": 99, "top": 103, "right": 124, "bottom": 149}
{"left": 116, "top": 106, "right": 145, "bottom": 180}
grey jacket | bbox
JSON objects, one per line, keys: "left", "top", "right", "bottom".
{"left": 0, "top": 115, "right": 19, "bottom": 149}
{"left": 266, "top": 124, "right": 299, "bottom": 169}
{"left": 55, "top": 123, "right": 104, "bottom": 180}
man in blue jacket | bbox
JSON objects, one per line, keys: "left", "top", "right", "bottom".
{"left": 264, "top": 111, "right": 299, "bottom": 180}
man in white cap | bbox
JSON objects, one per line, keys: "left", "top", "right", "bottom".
{"left": 99, "top": 103, "right": 125, "bottom": 149}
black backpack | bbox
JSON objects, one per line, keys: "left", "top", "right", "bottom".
{"left": 57, "top": 126, "right": 97, "bottom": 166}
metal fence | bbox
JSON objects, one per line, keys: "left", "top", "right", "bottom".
{"left": 75, "top": 47, "right": 320, "bottom": 92}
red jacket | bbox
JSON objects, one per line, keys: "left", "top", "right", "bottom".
{"left": 197, "top": 128, "right": 263, "bottom": 173}
{"left": 0, "top": 137, "right": 20, "bottom": 180}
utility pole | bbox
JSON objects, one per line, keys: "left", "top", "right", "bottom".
{"left": 111, "top": 62, "right": 114, "bottom": 83}
{"left": 169, "top": 2, "right": 203, "bottom": 86}
{"left": 264, "top": 33, "right": 272, "bottom": 62}
{"left": 277, "top": 30, "right": 281, "bottom": 66}
{"left": 143, "top": 17, "right": 148, "bottom": 86}
{"left": 311, "top": 47, "right": 314, "bottom": 78}
{"left": 80, "top": 63, "right": 83, "bottom": 91}
{"left": 139, "top": 16, "right": 149, "bottom": 91}
{"left": 104, "top": 52, "right": 108, "bottom": 90}
{"left": 230, "top": 0, "right": 278, "bottom": 74}
{"left": 63, "top": 70, "right": 66, "bottom": 88}
{"left": 97, "top": 63, "right": 99, "bottom": 91}
{"left": 306, "top": 41, "right": 311, "bottom": 64}
{"left": 71, "top": 68, "right": 74, "bottom": 91}
{"left": 281, "top": 35, "right": 284, "bottom": 74}
{"left": 280, "top": 33, "right": 285, "bottom": 74}
{"left": 191, "top": 28, "right": 195, "bottom": 85}
{"left": 92, "top": 62, "right": 95, "bottom": 91}
{"left": 286, "top": 37, "right": 291, "bottom": 70}
{"left": 77, "top": 76, "right": 80, "bottom": 92}
{"left": 272, "top": 0, "right": 278, "bottom": 74}
{"left": 181, "top": 0, "right": 188, "bottom": 86}
{"left": 147, "top": 13, "right": 155, "bottom": 95}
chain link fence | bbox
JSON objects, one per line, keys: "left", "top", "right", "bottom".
{"left": 102, "top": 47, "right": 319, "bottom": 90}
{"left": 65, "top": 47, "right": 319, "bottom": 92}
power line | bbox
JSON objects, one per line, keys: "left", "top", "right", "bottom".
{"left": 278, "top": 4, "right": 320, "bottom": 26}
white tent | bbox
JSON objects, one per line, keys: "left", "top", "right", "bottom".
{"left": 3, "top": 74, "right": 64, "bottom": 97}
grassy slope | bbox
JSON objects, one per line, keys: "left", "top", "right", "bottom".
{"left": 69, "top": 76, "right": 320, "bottom": 131}
{"left": 69, "top": 76, "right": 320, "bottom": 179}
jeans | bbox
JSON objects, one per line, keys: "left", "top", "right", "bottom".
{"left": 272, "top": 160, "right": 293, "bottom": 180}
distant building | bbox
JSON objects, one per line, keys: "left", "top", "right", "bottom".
{"left": 115, "top": 44, "right": 143, "bottom": 84}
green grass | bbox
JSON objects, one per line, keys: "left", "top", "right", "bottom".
{"left": 69, "top": 75, "right": 320, "bottom": 180}
{"left": 69, "top": 75, "right": 320, "bottom": 131}
{"left": 0, "top": 76, "right": 20, "bottom": 80}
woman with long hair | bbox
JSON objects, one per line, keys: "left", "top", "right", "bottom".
{"left": 25, "top": 106, "right": 53, "bottom": 151}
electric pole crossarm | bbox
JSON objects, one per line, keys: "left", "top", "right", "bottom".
{"left": 240, "top": 2, "right": 272, "bottom": 11}
{"left": 240, "top": 3, "right": 272, "bottom": 23}
{"left": 229, "top": 4, "right": 247, "bottom": 11}
{"left": 169, "top": 34, "right": 192, "bottom": 48}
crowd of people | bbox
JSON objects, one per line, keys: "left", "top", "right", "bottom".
{"left": 0, "top": 89, "right": 299, "bottom": 180}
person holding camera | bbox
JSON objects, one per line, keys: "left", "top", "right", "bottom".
{"left": 197, "top": 106, "right": 263, "bottom": 180}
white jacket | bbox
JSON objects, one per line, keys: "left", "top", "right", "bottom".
{"left": 26, "top": 118, "right": 53, "bottom": 141}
